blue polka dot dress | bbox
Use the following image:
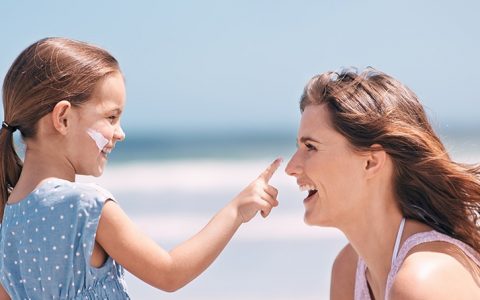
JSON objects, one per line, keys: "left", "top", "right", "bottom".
{"left": 0, "top": 178, "right": 130, "bottom": 299}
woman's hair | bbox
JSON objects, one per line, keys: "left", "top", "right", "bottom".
{"left": 300, "top": 67, "right": 480, "bottom": 250}
{"left": 0, "top": 37, "right": 120, "bottom": 218}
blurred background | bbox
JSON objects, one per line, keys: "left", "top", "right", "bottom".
{"left": 1, "top": 1, "right": 480, "bottom": 299}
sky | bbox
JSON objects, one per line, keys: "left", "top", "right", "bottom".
{"left": 1, "top": 0, "right": 479, "bottom": 135}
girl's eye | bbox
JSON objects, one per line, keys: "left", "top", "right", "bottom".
{"left": 108, "top": 116, "right": 117, "bottom": 123}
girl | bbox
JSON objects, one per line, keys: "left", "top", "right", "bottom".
{"left": 286, "top": 68, "right": 480, "bottom": 299}
{"left": 0, "top": 37, "right": 281, "bottom": 299}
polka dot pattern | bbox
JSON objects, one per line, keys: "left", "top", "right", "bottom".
{"left": 0, "top": 179, "right": 130, "bottom": 299}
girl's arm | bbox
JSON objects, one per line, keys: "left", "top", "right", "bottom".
{"left": 0, "top": 283, "right": 10, "bottom": 300}
{"left": 96, "top": 159, "right": 281, "bottom": 292}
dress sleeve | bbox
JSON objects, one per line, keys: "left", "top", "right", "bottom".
{"left": 76, "top": 183, "right": 117, "bottom": 271}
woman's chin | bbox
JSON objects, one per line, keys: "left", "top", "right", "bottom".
{"left": 303, "top": 214, "right": 319, "bottom": 226}
{"left": 303, "top": 212, "right": 331, "bottom": 227}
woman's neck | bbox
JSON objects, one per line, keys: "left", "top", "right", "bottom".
{"left": 341, "top": 199, "right": 404, "bottom": 299}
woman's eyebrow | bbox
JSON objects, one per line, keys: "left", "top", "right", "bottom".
{"left": 299, "top": 136, "right": 321, "bottom": 144}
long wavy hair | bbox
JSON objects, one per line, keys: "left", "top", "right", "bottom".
{"left": 0, "top": 37, "right": 120, "bottom": 219}
{"left": 300, "top": 68, "right": 480, "bottom": 251}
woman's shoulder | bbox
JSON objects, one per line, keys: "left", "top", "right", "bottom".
{"left": 332, "top": 243, "right": 358, "bottom": 273}
{"left": 390, "top": 240, "right": 480, "bottom": 299}
{"left": 331, "top": 243, "right": 358, "bottom": 300}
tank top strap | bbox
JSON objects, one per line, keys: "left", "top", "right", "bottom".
{"left": 391, "top": 218, "right": 406, "bottom": 266}
{"left": 354, "top": 257, "right": 371, "bottom": 300}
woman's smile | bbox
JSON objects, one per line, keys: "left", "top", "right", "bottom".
{"left": 304, "top": 189, "right": 318, "bottom": 204}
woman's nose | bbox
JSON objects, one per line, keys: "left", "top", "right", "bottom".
{"left": 285, "top": 151, "right": 302, "bottom": 177}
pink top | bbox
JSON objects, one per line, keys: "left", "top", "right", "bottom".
{"left": 354, "top": 230, "right": 480, "bottom": 300}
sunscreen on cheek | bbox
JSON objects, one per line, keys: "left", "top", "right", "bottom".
{"left": 86, "top": 129, "right": 109, "bottom": 152}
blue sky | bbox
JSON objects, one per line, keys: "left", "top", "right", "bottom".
{"left": 1, "top": 0, "right": 479, "bottom": 134}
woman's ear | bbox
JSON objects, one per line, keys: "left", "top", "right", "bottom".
{"left": 51, "top": 100, "right": 72, "bottom": 135}
{"left": 364, "top": 144, "right": 387, "bottom": 179}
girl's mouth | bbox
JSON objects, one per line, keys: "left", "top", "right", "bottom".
{"left": 101, "top": 148, "right": 112, "bottom": 158}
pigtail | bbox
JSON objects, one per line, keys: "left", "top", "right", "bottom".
{"left": 0, "top": 127, "right": 22, "bottom": 220}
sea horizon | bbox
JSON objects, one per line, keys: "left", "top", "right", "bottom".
{"left": 82, "top": 127, "right": 480, "bottom": 163}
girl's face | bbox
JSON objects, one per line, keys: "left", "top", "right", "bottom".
{"left": 285, "top": 104, "right": 368, "bottom": 227}
{"left": 68, "top": 71, "right": 126, "bottom": 177}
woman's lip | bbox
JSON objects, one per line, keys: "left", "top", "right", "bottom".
{"left": 303, "top": 190, "right": 318, "bottom": 203}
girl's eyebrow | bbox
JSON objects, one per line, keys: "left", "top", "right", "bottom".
{"left": 109, "top": 108, "right": 123, "bottom": 115}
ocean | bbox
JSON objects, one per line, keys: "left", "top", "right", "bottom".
{"left": 75, "top": 130, "right": 480, "bottom": 299}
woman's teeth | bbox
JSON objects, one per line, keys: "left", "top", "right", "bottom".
{"left": 299, "top": 184, "right": 318, "bottom": 200}
{"left": 299, "top": 185, "right": 316, "bottom": 192}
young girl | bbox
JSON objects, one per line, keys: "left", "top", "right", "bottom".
{"left": 286, "top": 68, "right": 480, "bottom": 299}
{"left": 0, "top": 37, "right": 281, "bottom": 299}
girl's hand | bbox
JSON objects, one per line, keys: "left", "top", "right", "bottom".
{"left": 231, "top": 158, "right": 282, "bottom": 223}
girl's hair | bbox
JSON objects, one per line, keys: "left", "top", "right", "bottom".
{"left": 300, "top": 67, "right": 480, "bottom": 251}
{"left": 0, "top": 37, "right": 120, "bottom": 219}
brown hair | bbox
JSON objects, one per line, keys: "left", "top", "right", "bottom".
{"left": 0, "top": 37, "right": 120, "bottom": 219}
{"left": 300, "top": 67, "right": 480, "bottom": 251}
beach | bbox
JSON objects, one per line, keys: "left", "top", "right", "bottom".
{"left": 78, "top": 159, "right": 346, "bottom": 299}
{"left": 76, "top": 131, "right": 479, "bottom": 299}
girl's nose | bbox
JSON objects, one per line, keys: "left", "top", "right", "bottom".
{"left": 115, "top": 125, "right": 126, "bottom": 141}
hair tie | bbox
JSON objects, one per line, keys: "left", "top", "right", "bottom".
{"left": 1, "top": 121, "right": 18, "bottom": 133}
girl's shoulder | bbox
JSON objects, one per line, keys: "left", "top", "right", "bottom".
{"left": 35, "top": 178, "right": 115, "bottom": 209}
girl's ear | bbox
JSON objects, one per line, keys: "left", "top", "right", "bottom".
{"left": 364, "top": 144, "right": 387, "bottom": 179}
{"left": 51, "top": 100, "right": 72, "bottom": 135}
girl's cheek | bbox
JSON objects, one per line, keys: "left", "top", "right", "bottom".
{"left": 86, "top": 128, "right": 109, "bottom": 151}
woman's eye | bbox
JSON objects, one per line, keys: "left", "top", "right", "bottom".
{"left": 305, "top": 143, "right": 316, "bottom": 151}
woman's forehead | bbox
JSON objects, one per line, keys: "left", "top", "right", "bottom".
{"left": 299, "top": 105, "right": 332, "bottom": 133}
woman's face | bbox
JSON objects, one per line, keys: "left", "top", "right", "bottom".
{"left": 68, "top": 71, "right": 126, "bottom": 176}
{"left": 285, "top": 104, "right": 368, "bottom": 227}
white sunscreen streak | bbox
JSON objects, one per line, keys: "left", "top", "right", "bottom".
{"left": 86, "top": 129, "right": 109, "bottom": 152}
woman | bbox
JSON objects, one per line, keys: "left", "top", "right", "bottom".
{"left": 285, "top": 68, "right": 480, "bottom": 299}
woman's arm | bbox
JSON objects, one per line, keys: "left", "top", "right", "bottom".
{"left": 330, "top": 243, "right": 357, "bottom": 300}
{"left": 0, "top": 283, "right": 10, "bottom": 300}
{"left": 96, "top": 159, "right": 281, "bottom": 292}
